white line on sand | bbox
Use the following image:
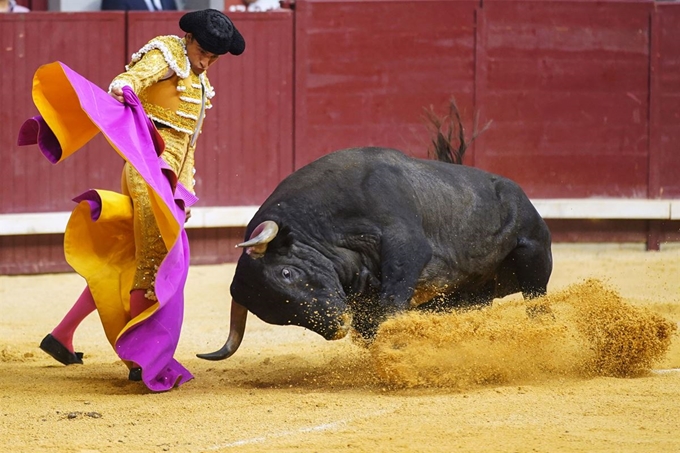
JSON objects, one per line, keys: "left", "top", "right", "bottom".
{"left": 651, "top": 368, "right": 680, "bottom": 375}
{"left": 204, "top": 407, "right": 397, "bottom": 450}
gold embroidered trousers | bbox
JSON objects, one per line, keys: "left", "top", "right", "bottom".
{"left": 121, "top": 128, "right": 192, "bottom": 292}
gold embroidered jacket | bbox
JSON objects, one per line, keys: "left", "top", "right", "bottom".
{"left": 109, "top": 35, "right": 215, "bottom": 194}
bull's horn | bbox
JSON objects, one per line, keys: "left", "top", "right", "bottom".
{"left": 237, "top": 220, "right": 279, "bottom": 257}
{"left": 196, "top": 300, "right": 248, "bottom": 361}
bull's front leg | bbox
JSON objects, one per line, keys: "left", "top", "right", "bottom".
{"left": 354, "top": 230, "right": 432, "bottom": 340}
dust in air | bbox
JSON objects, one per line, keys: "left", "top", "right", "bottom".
{"left": 368, "top": 278, "right": 678, "bottom": 390}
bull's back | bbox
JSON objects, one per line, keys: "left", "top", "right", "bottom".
{"left": 257, "top": 147, "right": 544, "bottom": 245}
{"left": 354, "top": 148, "right": 541, "bottom": 237}
{"left": 269, "top": 147, "right": 495, "bottom": 198}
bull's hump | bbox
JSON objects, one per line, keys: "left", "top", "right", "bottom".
{"left": 268, "top": 148, "right": 402, "bottom": 198}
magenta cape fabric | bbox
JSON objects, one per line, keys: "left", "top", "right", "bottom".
{"left": 18, "top": 61, "right": 195, "bottom": 391}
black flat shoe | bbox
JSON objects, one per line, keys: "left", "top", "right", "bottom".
{"left": 39, "top": 334, "right": 84, "bottom": 365}
{"left": 128, "top": 367, "right": 143, "bottom": 381}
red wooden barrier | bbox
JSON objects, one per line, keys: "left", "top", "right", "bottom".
{"left": 294, "top": 0, "right": 478, "bottom": 168}
{"left": 650, "top": 2, "right": 680, "bottom": 199}
{"left": 1, "top": 12, "right": 127, "bottom": 214}
{"left": 1, "top": 4, "right": 679, "bottom": 274}
{"left": 475, "top": 1, "right": 653, "bottom": 198}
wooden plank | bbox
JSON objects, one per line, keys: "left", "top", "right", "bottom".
{"left": 3, "top": 200, "right": 678, "bottom": 237}
{"left": 295, "top": 0, "right": 478, "bottom": 168}
{"left": 650, "top": 4, "right": 680, "bottom": 198}
{"left": 0, "top": 207, "right": 260, "bottom": 235}
{"left": 531, "top": 199, "right": 670, "bottom": 220}
{"left": 474, "top": 1, "right": 653, "bottom": 197}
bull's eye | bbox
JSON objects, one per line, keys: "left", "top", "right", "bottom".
{"left": 281, "top": 268, "right": 292, "bottom": 281}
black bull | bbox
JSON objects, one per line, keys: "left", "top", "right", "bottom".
{"left": 198, "top": 134, "right": 552, "bottom": 361}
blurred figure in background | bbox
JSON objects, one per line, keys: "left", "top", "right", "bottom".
{"left": 228, "top": 0, "right": 281, "bottom": 12}
{"left": 101, "top": 0, "right": 177, "bottom": 10}
{"left": 244, "top": 0, "right": 280, "bottom": 12}
{"left": 0, "top": 0, "right": 30, "bottom": 12}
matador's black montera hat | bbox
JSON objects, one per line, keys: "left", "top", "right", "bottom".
{"left": 179, "top": 9, "right": 245, "bottom": 56}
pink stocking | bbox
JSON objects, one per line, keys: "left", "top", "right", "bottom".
{"left": 129, "top": 289, "right": 155, "bottom": 319}
{"left": 51, "top": 286, "right": 96, "bottom": 353}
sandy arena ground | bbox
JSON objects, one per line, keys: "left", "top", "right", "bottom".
{"left": 1, "top": 244, "right": 680, "bottom": 453}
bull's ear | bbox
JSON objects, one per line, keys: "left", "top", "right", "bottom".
{"left": 275, "top": 225, "right": 295, "bottom": 250}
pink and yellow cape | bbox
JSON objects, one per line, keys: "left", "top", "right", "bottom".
{"left": 18, "top": 61, "right": 196, "bottom": 392}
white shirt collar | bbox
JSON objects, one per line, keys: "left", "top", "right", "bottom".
{"left": 144, "top": 0, "right": 163, "bottom": 10}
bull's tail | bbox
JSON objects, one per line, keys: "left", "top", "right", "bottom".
{"left": 425, "top": 98, "right": 492, "bottom": 165}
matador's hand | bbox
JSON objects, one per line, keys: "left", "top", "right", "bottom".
{"left": 185, "top": 208, "right": 192, "bottom": 223}
{"left": 109, "top": 86, "right": 125, "bottom": 103}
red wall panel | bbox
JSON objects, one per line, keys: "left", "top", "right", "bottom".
{"left": 649, "top": 3, "right": 680, "bottom": 198}
{"left": 475, "top": 1, "right": 652, "bottom": 198}
{"left": 1, "top": 13, "right": 127, "bottom": 215}
{"left": 126, "top": 11, "right": 295, "bottom": 206}
{"left": 295, "top": 0, "right": 478, "bottom": 168}
{"left": 198, "top": 13, "right": 295, "bottom": 207}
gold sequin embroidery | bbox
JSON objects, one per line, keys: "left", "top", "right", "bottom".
{"left": 121, "top": 163, "right": 168, "bottom": 296}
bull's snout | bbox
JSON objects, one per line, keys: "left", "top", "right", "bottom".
{"left": 302, "top": 304, "right": 353, "bottom": 341}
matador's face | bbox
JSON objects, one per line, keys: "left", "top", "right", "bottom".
{"left": 185, "top": 34, "right": 220, "bottom": 75}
